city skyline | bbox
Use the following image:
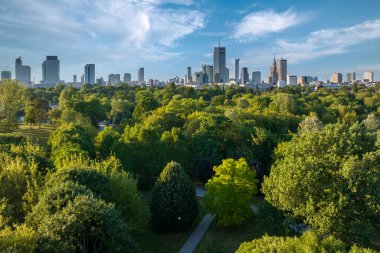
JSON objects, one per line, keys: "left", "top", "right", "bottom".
{"left": 1, "top": 0, "right": 380, "bottom": 82}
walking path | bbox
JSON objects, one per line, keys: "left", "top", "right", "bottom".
{"left": 179, "top": 187, "right": 259, "bottom": 253}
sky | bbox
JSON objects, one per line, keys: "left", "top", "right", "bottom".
{"left": 1, "top": 0, "right": 380, "bottom": 83}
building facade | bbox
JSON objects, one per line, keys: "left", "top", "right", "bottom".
{"left": 331, "top": 73, "right": 342, "bottom": 84}
{"left": 84, "top": 64, "right": 95, "bottom": 85}
{"left": 234, "top": 58, "right": 240, "bottom": 83}
{"left": 123, "top": 73, "right": 132, "bottom": 83}
{"left": 287, "top": 75, "right": 297, "bottom": 85}
{"left": 241, "top": 67, "right": 249, "bottom": 84}
{"left": 15, "top": 57, "right": 31, "bottom": 85}
{"left": 269, "top": 57, "right": 278, "bottom": 85}
{"left": 1, "top": 71, "right": 11, "bottom": 80}
{"left": 42, "top": 56, "right": 60, "bottom": 85}
{"left": 138, "top": 68, "right": 144, "bottom": 83}
{"left": 252, "top": 71, "right": 261, "bottom": 84}
{"left": 277, "top": 58, "right": 287, "bottom": 82}
{"left": 108, "top": 74, "right": 120, "bottom": 85}
{"left": 363, "top": 71, "right": 374, "bottom": 82}
{"left": 213, "top": 46, "right": 226, "bottom": 83}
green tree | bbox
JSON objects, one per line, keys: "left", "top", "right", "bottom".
{"left": 24, "top": 98, "right": 50, "bottom": 128}
{"left": 204, "top": 158, "right": 258, "bottom": 227}
{"left": 95, "top": 126, "right": 120, "bottom": 159}
{"left": 38, "top": 195, "right": 137, "bottom": 253}
{"left": 150, "top": 161, "right": 199, "bottom": 232}
{"left": 297, "top": 114, "right": 323, "bottom": 135}
{"left": 236, "top": 231, "right": 376, "bottom": 253}
{"left": 0, "top": 80, "right": 26, "bottom": 132}
{"left": 0, "top": 225, "right": 38, "bottom": 253}
{"left": 262, "top": 123, "right": 379, "bottom": 245}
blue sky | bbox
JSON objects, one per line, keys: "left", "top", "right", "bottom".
{"left": 1, "top": 0, "right": 380, "bottom": 82}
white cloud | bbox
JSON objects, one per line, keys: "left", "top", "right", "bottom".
{"left": 234, "top": 9, "right": 303, "bottom": 39}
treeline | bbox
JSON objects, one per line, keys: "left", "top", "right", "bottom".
{"left": 0, "top": 80, "right": 379, "bottom": 252}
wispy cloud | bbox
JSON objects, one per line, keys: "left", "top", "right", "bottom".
{"left": 241, "top": 19, "right": 380, "bottom": 68}
{"left": 234, "top": 8, "right": 303, "bottom": 40}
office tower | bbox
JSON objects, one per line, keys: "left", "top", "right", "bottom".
{"left": 15, "top": 57, "right": 31, "bottom": 85}
{"left": 213, "top": 45, "right": 226, "bottom": 83}
{"left": 123, "top": 73, "right": 132, "bottom": 83}
{"left": 347, "top": 73, "right": 352, "bottom": 82}
{"left": 241, "top": 67, "right": 249, "bottom": 84}
{"left": 287, "top": 75, "right": 297, "bottom": 85}
{"left": 234, "top": 59, "right": 240, "bottom": 83}
{"left": 331, "top": 73, "right": 342, "bottom": 84}
{"left": 192, "top": 72, "right": 204, "bottom": 84}
{"left": 186, "top": 67, "right": 192, "bottom": 83}
{"left": 108, "top": 74, "right": 120, "bottom": 85}
{"left": 363, "top": 71, "right": 374, "bottom": 82}
{"left": 96, "top": 77, "right": 106, "bottom": 85}
{"left": 206, "top": 65, "right": 214, "bottom": 83}
{"left": 138, "top": 68, "right": 144, "bottom": 83}
{"left": 81, "top": 74, "right": 84, "bottom": 84}
{"left": 73, "top": 75, "right": 77, "bottom": 83}
{"left": 202, "top": 65, "right": 208, "bottom": 83}
{"left": 1, "top": 71, "right": 12, "bottom": 80}
{"left": 352, "top": 72, "right": 356, "bottom": 81}
{"left": 252, "top": 71, "right": 261, "bottom": 84}
{"left": 84, "top": 64, "right": 95, "bottom": 85}
{"left": 42, "top": 56, "right": 60, "bottom": 85}
{"left": 297, "top": 76, "right": 307, "bottom": 85}
{"left": 225, "top": 67, "right": 229, "bottom": 82}
{"left": 269, "top": 57, "right": 278, "bottom": 84}
{"left": 277, "top": 58, "right": 287, "bottom": 82}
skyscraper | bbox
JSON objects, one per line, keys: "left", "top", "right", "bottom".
{"left": 73, "top": 75, "right": 77, "bottom": 83}
{"left": 206, "top": 65, "right": 214, "bottom": 83}
{"left": 269, "top": 57, "right": 278, "bottom": 84}
{"left": 1, "top": 71, "right": 11, "bottom": 80}
{"left": 213, "top": 45, "right": 226, "bottom": 83}
{"left": 42, "top": 56, "right": 60, "bottom": 85}
{"left": 234, "top": 58, "right": 240, "bottom": 83}
{"left": 138, "top": 68, "right": 144, "bottom": 83}
{"left": 331, "top": 73, "right": 342, "bottom": 84}
{"left": 241, "top": 67, "right": 249, "bottom": 84}
{"left": 363, "top": 71, "right": 374, "bottom": 82}
{"left": 108, "top": 74, "right": 120, "bottom": 85}
{"left": 84, "top": 64, "right": 95, "bottom": 85}
{"left": 123, "top": 73, "right": 131, "bottom": 83}
{"left": 15, "top": 57, "right": 31, "bottom": 85}
{"left": 347, "top": 73, "right": 352, "bottom": 82}
{"left": 277, "top": 58, "right": 287, "bottom": 82}
{"left": 252, "top": 71, "right": 261, "bottom": 84}
{"left": 186, "top": 67, "right": 192, "bottom": 83}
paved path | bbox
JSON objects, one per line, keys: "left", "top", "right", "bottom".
{"left": 196, "top": 188, "right": 206, "bottom": 198}
{"left": 178, "top": 214, "right": 215, "bottom": 253}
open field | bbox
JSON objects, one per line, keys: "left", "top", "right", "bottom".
{"left": 14, "top": 124, "right": 56, "bottom": 147}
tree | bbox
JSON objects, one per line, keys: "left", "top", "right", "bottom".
{"left": 38, "top": 195, "right": 137, "bottom": 253}
{"left": 363, "top": 113, "right": 380, "bottom": 132}
{"left": 150, "top": 161, "right": 198, "bottom": 232}
{"left": 24, "top": 98, "right": 50, "bottom": 128}
{"left": 236, "top": 231, "right": 376, "bottom": 253}
{"left": 262, "top": 123, "right": 379, "bottom": 245}
{"left": 95, "top": 126, "right": 120, "bottom": 159}
{"left": 204, "top": 158, "right": 258, "bottom": 226}
{"left": 297, "top": 114, "right": 323, "bottom": 135}
{"left": 0, "top": 80, "right": 26, "bottom": 132}
{"left": 0, "top": 225, "right": 38, "bottom": 253}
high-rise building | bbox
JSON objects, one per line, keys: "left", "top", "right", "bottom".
{"left": 138, "top": 68, "right": 144, "bottom": 83}
{"left": 269, "top": 57, "right": 278, "bottom": 85}
{"left": 353, "top": 72, "right": 356, "bottom": 81}
{"left": 42, "top": 56, "right": 60, "bottom": 85}
{"left": 234, "top": 58, "right": 240, "bottom": 83}
{"left": 241, "top": 67, "right": 249, "bottom": 84}
{"left": 287, "top": 75, "right": 297, "bottom": 85}
{"left": 363, "top": 71, "right": 374, "bottom": 82}
{"left": 331, "top": 73, "right": 342, "bottom": 84}
{"left": 123, "top": 73, "right": 131, "bottom": 83}
{"left": 73, "top": 75, "right": 77, "bottom": 83}
{"left": 277, "top": 58, "right": 287, "bottom": 82}
{"left": 84, "top": 64, "right": 95, "bottom": 85}
{"left": 1, "top": 71, "right": 12, "bottom": 80}
{"left": 213, "top": 46, "right": 226, "bottom": 83}
{"left": 108, "top": 74, "right": 120, "bottom": 85}
{"left": 96, "top": 77, "right": 106, "bottom": 86}
{"left": 297, "top": 76, "right": 308, "bottom": 85}
{"left": 15, "top": 57, "right": 31, "bottom": 85}
{"left": 192, "top": 72, "right": 204, "bottom": 85}
{"left": 186, "top": 67, "right": 192, "bottom": 84}
{"left": 252, "top": 71, "right": 261, "bottom": 84}
{"left": 206, "top": 65, "right": 214, "bottom": 83}
{"left": 347, "top": 73, "right": 352, "bottom": 82}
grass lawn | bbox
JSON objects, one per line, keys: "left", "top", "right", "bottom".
{"left": 130, "top": 194, "right": 207, "bottom": 253}
{"left": 195, "top": 198, "right": 296, "bottom": 253}
{"left": 14, "top": 124, "right": 56, "bottom": 147}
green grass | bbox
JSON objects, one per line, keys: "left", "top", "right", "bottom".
{"left": 195, "top": 200, "right": 295, "bottom": 253}
{"left": 14, "top": 124, "right": 56, "bottom": 147}
{"left": 130, "top": 194, "right": 207, "bottom": 253}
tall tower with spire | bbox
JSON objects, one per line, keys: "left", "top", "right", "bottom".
{"left": 269, "top": 57, "right": 278, "bottom": 84}
{"left": 213, "top": 42, "right": 226, "bottom": 83}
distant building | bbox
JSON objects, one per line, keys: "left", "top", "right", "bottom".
{"left": 269, "top": 57, "right": 278, "bottom": 84}
{"left": 252, "top": 71, "right": 261, "bottom": 84}
{"left": 297, "top": 76, "right": 308, "bottom": 85}
{"left": 214, "top": 45, "right": 227, "bottom": 82}
{"left": 331, "top": 73, "right": 342, "bottom": 84}
{"left": 363, "top": 71, "right": 374, "bottom": 82}
{"left": 42, "top": 56, "right": 60, "bottom": 85}
{"left": 73, "top": 75, "right": 77, "bottom": 83}
{"left": 96, "top": 77, "right": 106, "bottom": 85}
{"left": 123, "top": 73, "right": 131, "bottom": 83}
{"left": 241, "top": 67, "right": 249, "bottom": 84}
{"left": 205, "top": 65, "right": 214, "bottom": 83}
{"left": 1, "top": 71, "right": 12, "bottom": 80}
{"left": 15, "top": 57, "right": 31, "bottom": 85}
{"left": 108, "top": 74, "right": 120, "bottom": 85}
{"left": 186, "top": 67, "right": 192, "bottom": 84}
{"left": 277, "top": 58, "right": 287, "bottom": 82}
{"left": 84, "top": 64, "right": 95, "bottom": 85}
{"left": 192, "top": 72, "right": 204, "bottom": 84}
{"left": 234, "top": 58, "right": 240, "bottom": 83}
{"left": 138, "top": 67, "right": 144, "bottom": 83}
{"left": 287, "top": 75, "right": 297, "bottom": 85}
{"left": 353, "top": 72, "right": 356, "bottom": 81}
